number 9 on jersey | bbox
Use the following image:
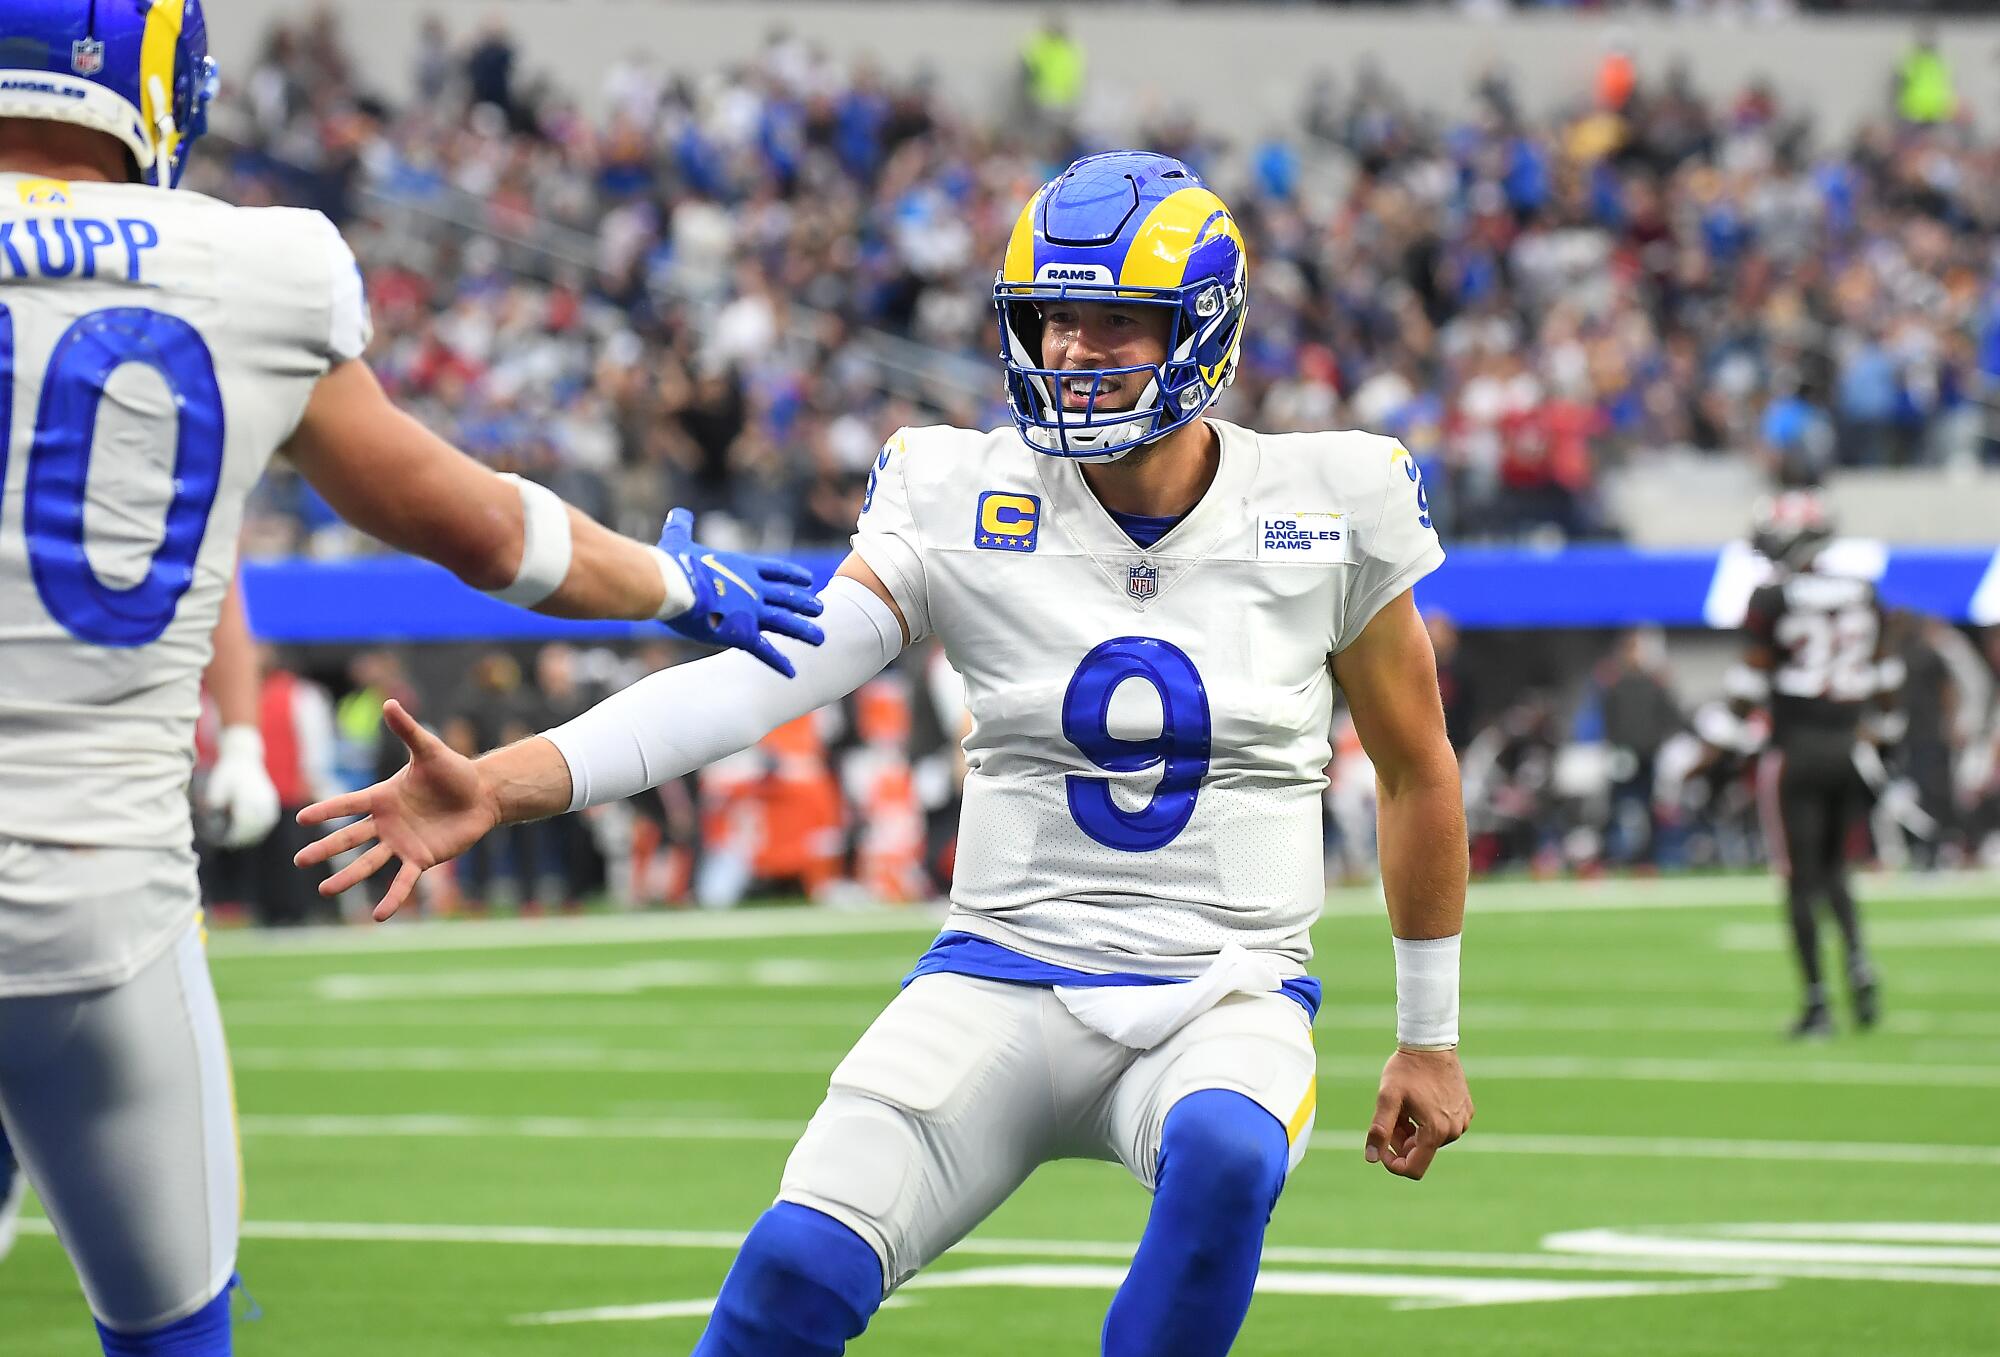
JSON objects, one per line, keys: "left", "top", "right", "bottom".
{"left": 1061, "top": 637, "right": 1212, "bottom": 853}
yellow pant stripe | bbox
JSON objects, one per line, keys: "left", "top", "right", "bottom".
{"left": 1284, "top": 1076, "right": 1318, "bottom": 1145}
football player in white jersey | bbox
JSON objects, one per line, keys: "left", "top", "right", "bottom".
{"left": 303, "top": 151, "right": 1474, "bottom": 1355}
{"left": 0, "top": 5, "right": 824, "bottom": 1355}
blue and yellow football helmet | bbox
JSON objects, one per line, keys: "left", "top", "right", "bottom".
{"left": 0, "top": 0, "right": 217, "bottom": 188}
{"left": 995, "top": 150, "right": 1248, "bottom": 460}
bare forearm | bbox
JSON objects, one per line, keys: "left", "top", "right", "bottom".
{"left": 285, "top": 361, "right": 668, "bottom": 621}
{"left": 476, "top": 736, "right": 575, "bottom": 825}
{"left": 536, "top": 509, "right": 667, "bottom": 620}
{"left": 1376, "top": 761, "right": 1468, "bottom": 940}
{"left": 205, "top": 572, "right": 261, "bottom": 727}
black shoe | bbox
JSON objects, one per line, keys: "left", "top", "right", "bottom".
{"left": 1789, "top": 1004, "right": 1834, "bottom": 1041}
{"left": 1852, "top": 975, "right": 1880, "bottom": 1031}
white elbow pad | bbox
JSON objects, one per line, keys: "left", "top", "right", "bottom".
{"left": 486, "top": 473, "right": 574, "bottom": 607}
{"left": 547, "top": 576, "right": 905, "bottom": 811}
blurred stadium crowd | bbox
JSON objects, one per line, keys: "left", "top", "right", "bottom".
{"left": 190, "top": 8, "right": 2000, "bottom": 919}
{"left": 209, "top": 9, "right": 2000, "bottom": 556}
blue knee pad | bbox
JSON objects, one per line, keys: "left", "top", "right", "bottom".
{"left": 96, "top": 1279, "right": 232, "bottom": 1357}
{"left": 694, "top": 1203, "right": 884, "bottom": 1357}
{"left": 1157, "top": 1088, "right": 1290, "bottom": 1224}
{"left": 1103, "top": 1090, "right": 1290, "bottom": 1357}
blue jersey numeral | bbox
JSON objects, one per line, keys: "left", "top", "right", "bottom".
{"left": 0, "top": 303, "right": 225, "bottom": 646}
{"left": 1061, "top": 636, "right": 1212, "bottom": 852}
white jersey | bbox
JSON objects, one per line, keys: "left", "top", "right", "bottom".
{"left": 0, "top": 173, "right": 369, "bottom": 851}
{"left": 852, "top": 418, "right": 1443, "bottom": 976}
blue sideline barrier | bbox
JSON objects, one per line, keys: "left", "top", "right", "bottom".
{"left": 240, "top": 545, "right": 2000, "bottom": 643}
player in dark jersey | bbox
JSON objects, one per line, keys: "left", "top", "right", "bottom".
{"left": 1730, "top": 493, "right": 1898, "bottom": 1039}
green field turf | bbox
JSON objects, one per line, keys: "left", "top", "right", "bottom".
{"left": 10, "top": 873, "right": 2000, "bottom": 1355}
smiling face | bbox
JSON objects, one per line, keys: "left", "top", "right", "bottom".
{"left": 1038, "top": 299, "right": 1175, "bottom": 412}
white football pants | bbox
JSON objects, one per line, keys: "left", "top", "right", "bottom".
{"left": 778, "top": 972, "right": 1317, "bottom": 1292}
{"left": 0, "top": 919, "right": 239, "bottom": 1332}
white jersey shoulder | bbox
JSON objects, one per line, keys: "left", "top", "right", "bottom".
{"left": 851, "top": 417, "right": 1444, "bottom": 974}
{"left": 0, "top": 174, "right": 374, "bottom": 856}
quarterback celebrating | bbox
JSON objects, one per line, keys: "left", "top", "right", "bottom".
{"left": 304, "top": 151, "right": 1474, "bottom": 1355}
{"left": 0, "top": 4, "right": 822, "bottom": 1356}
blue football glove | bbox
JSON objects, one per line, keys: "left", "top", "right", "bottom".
{"left": 656, "top": 508, "right": 825, "bottom": 677}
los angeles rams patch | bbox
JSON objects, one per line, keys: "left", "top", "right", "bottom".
{"left": 975, "top": 492, "right": 1040, "bottom": 552}
{"left": 1257, "top": 512, "right": 1349, "bottom": 562}
{"left": 14, "top": 178, "right": 71, "bottom": 207}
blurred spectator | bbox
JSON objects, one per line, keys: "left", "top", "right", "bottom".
{"left": 697, "top": 713, "right": 846, "bottom": 908}
{"left": 202, "top": 648, "right": 339, "bottom": 926}
{"left": 1895, "top": 26, "right": 1957, "bottom": 126}
{"left": 1598, "top": 628, "right": 1684, "bottom": 865}
{"left": 1020, "top": 14, "right": 1085, "bottom": 125}
{"left": 1463, "top": 693, "right": 1562, "bottom": 873}
{"left": 1891, "top": 611, "right": 1958, "bottom": 867}
{"left": 333, "top": 649, "right": 415, "bottom": 791}
{"left": 447, "top": 653, "right": 550, "bottom": 911}
{"left": 1427, "top": 611, "right": 1478, "bottom": 752}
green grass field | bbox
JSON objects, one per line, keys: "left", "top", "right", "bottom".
{"left": 10, "top": 873, "right": 2000, "bottom": 1355}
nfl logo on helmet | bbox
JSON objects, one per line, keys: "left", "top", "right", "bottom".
{"left": 1126, "top": 563, "right": 1159, "bottom": 602}
{"left": 70, "top": 38, "right": 105, "bottom": 76}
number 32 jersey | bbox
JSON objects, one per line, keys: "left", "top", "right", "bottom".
{"left": 0, "top": 174, "right": 370, "bottom": 849}
{"left": 853, "top": 418, "right": 1443, "bottom": 976}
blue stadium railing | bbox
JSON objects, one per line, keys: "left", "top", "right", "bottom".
{"left": 240, "top": 545, "right": 2000, "bottom": 643}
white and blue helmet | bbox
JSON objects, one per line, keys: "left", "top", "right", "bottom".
{"left": 994, "top": 150, "right": 1249, "bottom": 461}
{"left": 0, "top": 0, "right": 218, "bottom": 188}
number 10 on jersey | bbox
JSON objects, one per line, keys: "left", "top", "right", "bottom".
{"left": 0, "top": 301, "right": 224, "bottom": 646}
{"left": 1061, "top": 637, "right": 1212, "bottom": 852}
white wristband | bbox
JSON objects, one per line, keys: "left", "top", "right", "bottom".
{"left": 1394, "top": 934, "right": 1461, "bottom": 1049}
{"left": 649, "top": 546, "right": 696, "bottom": 621}
{"left": 486, "top": 474, "right": 573, "bottom": 607}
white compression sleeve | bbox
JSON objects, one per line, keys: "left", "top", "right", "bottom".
{"left": 544, "top": 576, "right": 905, "bottom": 812}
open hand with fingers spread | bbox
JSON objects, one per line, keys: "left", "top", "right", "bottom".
{"left": 294, "top": 699, "right": 502, "bottom": 921}
{"left": 1364, "top": 1047, "right": 1474, "bottom": 1181}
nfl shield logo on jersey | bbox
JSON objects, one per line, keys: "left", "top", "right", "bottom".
{"left": 1126, "top": 562, "right": 1159, "bottom": 602}
{"left": 70, "top": 38, "right": 105, "bottom": 76}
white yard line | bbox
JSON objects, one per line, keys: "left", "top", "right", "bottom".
{"left": 229, "top": 1047, "right": 848, "bottom": 1074}
{"left": 228, "top": 1114, "right": 2000, "bottom": 1167}
{"left": 309, "top": 958, "right": 912, "bottom": 1000}
{"left": 514, "top": 1298, "right": 722, "bottom": 1325}
{"left": 213, "top": 999, "right": 2000, "bottom": 1039}
{"left": 19, "top": 1218, "right": 1997, "bottom": 1294}
{"left": 226, "top": 1046, "right": 2000, "bottom": 1089}
{"left": 204, "top": 871, "right": 2000, "bottom": 960}
{"left": 207, "top": 907, "right": 942, "bottom": 959}
{"left": 1719, "top": 915, "right": 2000, "bottom": 951}
{"left": 894, "top": 1263, "right": 1781, "bottom": 1312}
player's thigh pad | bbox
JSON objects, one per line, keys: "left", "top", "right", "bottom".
{"left": 778, "top": 974, "right": 1054, "bottom": 1290}
{"left": 1106, "top": 991, "right": 1317, "bottom": 1191}
{"left": 0, "top": 921, "right": 238, "bottom": 1331}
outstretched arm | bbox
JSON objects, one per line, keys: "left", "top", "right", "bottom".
{"left": 296, "top": 558, "right": 908, "bottom": 919}
{"left": 1331, "top": 591, "right": 1474, "bottom": 1181}
{"left": 283, "top": 360, "right": 672, "bottom": 618}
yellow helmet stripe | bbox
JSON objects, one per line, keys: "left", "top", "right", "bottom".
{"left": 139, "top": 0, "right": 187, "bottom": 174}
{"left": 1116, "top": 186, "right": 1243, "bottom": 292}
{"left": 1001, "top": 186, "right": 1047, "bottom": 286}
